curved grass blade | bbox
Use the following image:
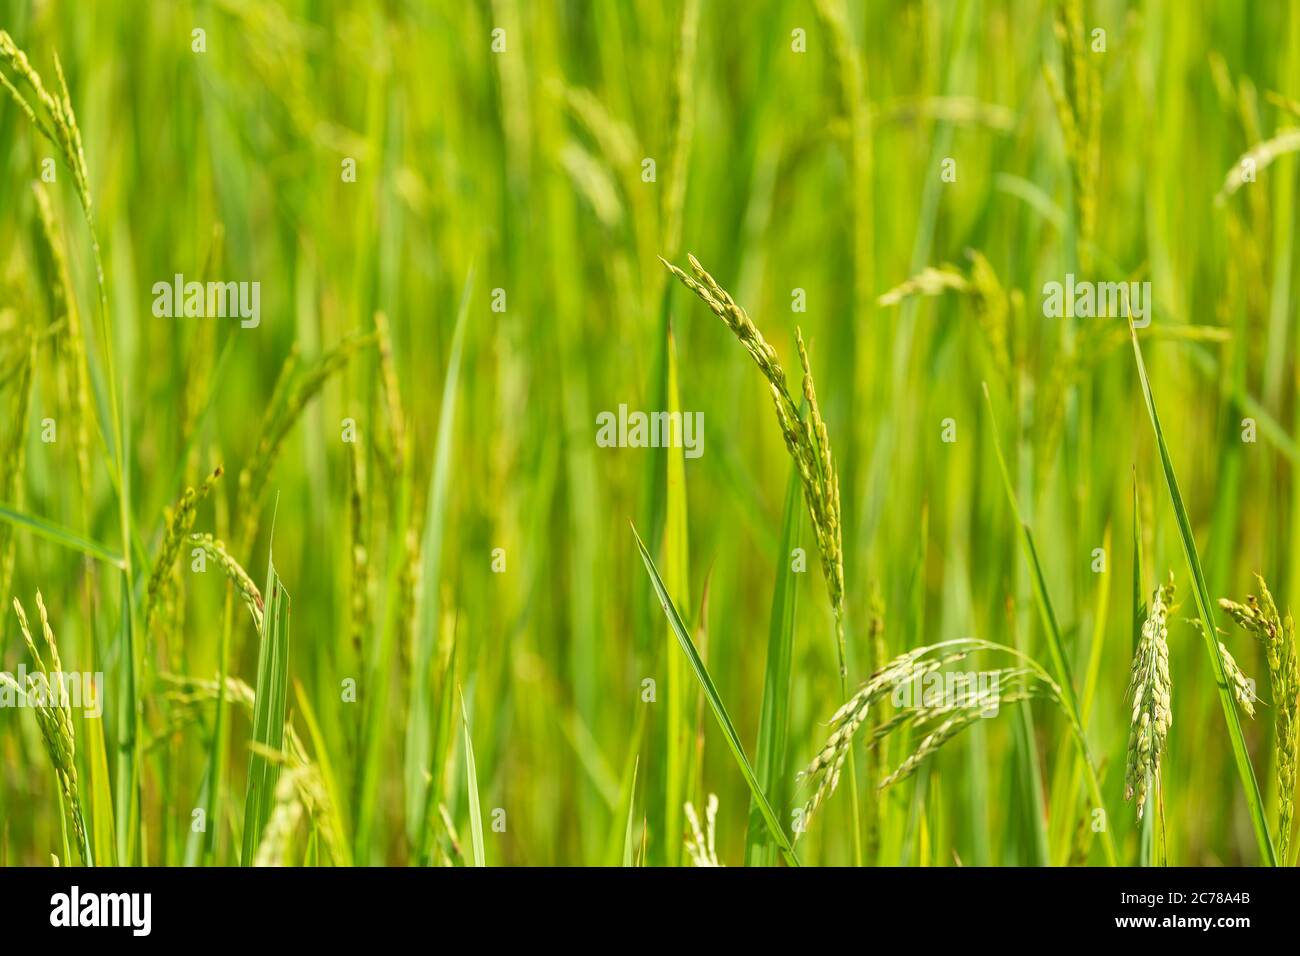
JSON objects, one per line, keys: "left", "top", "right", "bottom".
{"left": 632, "top": 524, "right": 799, "bottom": 867}
{"left": 1129, "top": 327, "right": 1276, "bottom": 865}
{"left": 0, "top": 503, "right": 124, "bottom": 568}
{"left": 406, "top": 268, "right": 474, "bottom": 841}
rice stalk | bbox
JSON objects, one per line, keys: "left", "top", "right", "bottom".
{"left": 436, "top": 803, "right": 465, "bottom": 866}
{"left": 253, "top": 764, "right": 306, "bottom": 867}
{"left": 1043, "top": 0, "right": 1100, "bottom": 266}
{"left": 490, "top": 0, "right": 530, "bottom": 191}
{"left": 876, "top": 95, "right": 1016, "bottom": 131}
{"left": 458, "top": 687, "right": 485, "bottom": 867}
{"left": 1129, "top": 323, "right": 1276, "bottom": 862}
{"left": 1220, "top": 576, "right": 1299, "bottom": 863}
{"left": 799, "top": 649, "right": 933, "bottom": 828}
{"left": 1182, "top": 619, "right": 1261, "bottom": 721}
{"left": 746, "top": 461, "right": 803, "bottom": 866}
{"left": 1124, "top": 578, "right": 1174, "bottom": 820}
{"left": 161, "top": 674, "right": 271, "bottom": 739}
{"left": 0, "top": 32, "right": 120, "bottom": 499}
{"left": 877, "top": 265, "right": 972, "bottom": 306}
{"left": 1218, "top": 641, "right": 1258, "bottom": 719}
{"left": 1265, "top": 90, "right": 1300, "bottom": 120}
{"left": 554, "top": 82, "right": 640, "bottom": 179}
{"left": 241, "top": 549, "right": 291, "bottom": 866}
{"left": 663, "top": 252, "right": 859, "bottom": 859}
{"left": 249, "top": 752, "right": 343, "bottom": 867}
{"left": 877, "top": 683, "right": 1046, "bottom": 789}
{"left": 180, "top": 224, "right": 226, "bottom": 469}
{"left": 1215, "top": 130, "right": 1300, "bottom": 204}
{"left": 662, "top": 0, "right": 700, "bottom": 262}
{"left": 0, "top": 33, "right": 92, "bottom": 215}
{"left": 237, "top": 332, "right": 375, "bottom": 553}
{"left": 798, "top": 639, "right": 1063, "bottom": 833}
{"left": 0, "top": 333, "right": 35, "bottom": 612}
{"left": 30, "top": 182, "right": 91, "bottom": 515}
{"left": 347, "top": 439, "right": 369, "bottom": 674}
{"left": 662, "top": 255, "right": 844, "bottom": 647}
{"left": 145, "top": 466, "right": 223, "bottom": 637}
{"left": 406, "top": 270, "right": 472, "bottom": 848}
{"left": 161, "top": 674, "right": 349, "bottom": 865}
{"left": 2, "top": 32, "right": 138, "bottom": 860}
{"left": 814, "top": 0, "right": 873, "bottom": 318}
{"left": 633, "top": 525, "right": 800, "bottom": 866}
{"left": 560, "top": 142, "right": 623, "bottom": 230}
{"left": 683, "top": 793, "right": 721, "bottom": 867}
{"left": 4, "top": 592, "right": 90, "bottom": 863}
{"left": 188, "top": 533, "right": 264, "bottom": 632}
{"left": 373, "top": 310, "right": 406, "bottom": 481}
{"left": 877, "top": 250, "right": 1011, "bottom": 385}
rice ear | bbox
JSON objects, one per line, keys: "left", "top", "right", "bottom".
{"left": 1124, "top": 580, "right": 1175, "bottom": 820}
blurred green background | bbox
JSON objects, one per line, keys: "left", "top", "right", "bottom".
{"left": 1, "top": 0, "right": 1299, "bottom": 866}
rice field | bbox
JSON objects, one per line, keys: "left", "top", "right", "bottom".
{"left": 1, "top": 0, "right": 1299, "bottom": 868}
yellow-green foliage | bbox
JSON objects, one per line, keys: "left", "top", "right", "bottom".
{"left": 1, "top": 1, "right": 1299, "bottom": 869}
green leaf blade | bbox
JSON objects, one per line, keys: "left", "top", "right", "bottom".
{"left": 745, "top": 461, "right": 802, "bottom": 866}
{"left": 241, "top": 553, "right": 291, "bottom": 865}
{"left": 632, "top": 524, "right": 799, "bottom": 867}
{"left": 1129, "top": 329, "right": 1276, "bottom": 866}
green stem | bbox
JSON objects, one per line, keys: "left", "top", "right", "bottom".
{"left": 835, "top": 614, "right": 865, "bottom": 866}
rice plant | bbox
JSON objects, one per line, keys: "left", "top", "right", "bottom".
{"left": 2, "top": 593, "right": 90, "bottom": 864}
{"left": 2, "top": 0, "right": 1299, "bottom": 872}
{"left": 1220, "top": 577, "right": 1300, "bottom": 864}
{"left": 1123, "top": 578, "right": 1174, "bottom": 821}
